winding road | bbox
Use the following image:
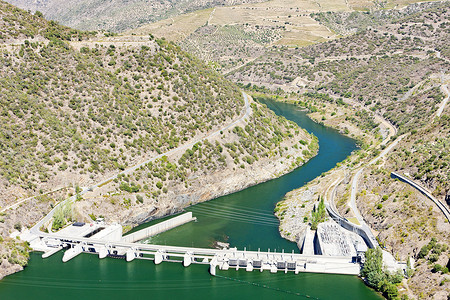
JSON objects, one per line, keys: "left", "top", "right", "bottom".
{"left": 31, "top": 92, "right": 251, "bottom": 234}
{"left": 349, "top": 134, "right": 406, "bottom": 225}
{"left": 0, "top": 187, "right": 64, "bottom": 213}
{"left": 349, "top": 81, "right": 450, "bottom": 229}
{"left": 436, "top": 84, "right": 449, "bottom": 118}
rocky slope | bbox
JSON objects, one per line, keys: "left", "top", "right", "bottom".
{"left": 340, "top": 109, "right": 450, "bottom": 299}
{"left": 272, "top": 84, "right": 450, "bottom": 299}
{"left": 5, "top": 0, "right": 266, "bottom": 32}
{"left": 0, "top": 0, "right": 316, "bottom": 279}
{"left": 227, "top": 2, "right": 450, "bottom": 131}
{"left": 252, "top": 4, "right": 450, "bottom": 298}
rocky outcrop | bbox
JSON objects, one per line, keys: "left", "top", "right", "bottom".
{"left": 0, "top": 259, "right": 23, "bottom": 280}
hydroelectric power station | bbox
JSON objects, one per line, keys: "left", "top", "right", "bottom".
{"left": 22, "top": 212, "right": 367, "bottom": 276}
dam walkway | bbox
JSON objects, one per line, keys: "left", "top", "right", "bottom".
{"left": 24, "top": 213, "right": 361, "bottom": 277}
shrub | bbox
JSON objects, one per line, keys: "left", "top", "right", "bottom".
{"left": 14, "top": 223, "right": 22, "bottom": 231}
{"left": 432, "top": 264, "right": 443, "bottom": 273}
{"left": 428, "top": 253, "right": 439, "bottom": 263}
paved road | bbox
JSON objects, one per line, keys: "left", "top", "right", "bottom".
{"left": 347, "top": 81, "right": 450, "bottom": 245}
{"left": 342, "top": 97, "right": 397, "bottom": 141}
{"left": 31, "top": 92, "right": 251, "bottom": 234}
{"left": 324, "top": 176, "right": 343, "bottom": 214}
{"left": 349, "top": 134, "right": 406, "bottom": 224}
{"left": 349, "top": 81, "right": 449, "bottom": 226}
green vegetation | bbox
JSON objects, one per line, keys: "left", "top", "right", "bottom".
{"left": 120, "top": 99, "right": 313, "bottom": 203}
{"left": 387, "top": 117, "right": 450, "bottom": 200}
{"left": 417, "top": 238, "right": 448, "bottom": 273}
{"left": 2, "top": 238, "right": 31, "bottom": 267}
{"left": 52, "top": 202, "right": 73, "bottom": 231}
{"left": 311, "top": 2, "right": 444, "bottom": 36}
{"left": 0, "top": 2, "right": 94, "bottom": 43}
{"left": 362, "top": 248, "right": 403, "bottom": 300}
{"left": 310, "top": 196, "right": 326, "bottom": 230}
{"left": 0, "top": 0, "right": 249, "bottom": 196}
{"left": 227, "top": 2, "right": 449, "bottom": 136}
{"left": 181, "top": 24, "right": 281, "bottom": 71}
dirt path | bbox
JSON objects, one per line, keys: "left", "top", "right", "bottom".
{"left": 436, "top": 84, "right": 449, "bottom": 118}
{"left": 31, "top": 93, "right": 251, "bottom": 233}
{"left": 0, "top": 187, "right": 64, "bottom": 213}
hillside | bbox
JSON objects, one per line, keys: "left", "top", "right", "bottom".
{"left": 311, "top": 0, "right": 444, "bottom": 35}
{"left": 226, "top": 2, "right": 450, "bottom": 197}
{"left": 353, "top": 111, "right": 450, "bottom": 299}
{"left": 0, "top": 0, "right": 316, "bottom": 279}
{"left": 227, "top": 1, "right": 450, "bottom": 133}
{"left": 127, "top": 0, "right": 447, "bottom": 74}
{"left": 240, "top": 3, "right": 450, "bottom": 299}
{"left": 5, "top": 0, "right": 266, "bottom": 32}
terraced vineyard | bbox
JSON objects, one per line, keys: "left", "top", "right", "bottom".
{"left": 227, "top": 2, "right": 450, "bottom": 134}
{"left": 5, "top": 0, "right": 266, "bottom": 32}
{"left": 180, "top": 24, "right": 281, "bottom": 71}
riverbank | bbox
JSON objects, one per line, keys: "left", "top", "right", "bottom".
{"left": 71, "top": 97, "right": 319, "bottom": 226}
{"left": 263, "top": 91, "right": 450, "bottom": 299}
{"left": 0, "top": 96, "right": 318, "bottom": 280}
{"left": 0, "top": 97, "right": 382, "bottom": 300}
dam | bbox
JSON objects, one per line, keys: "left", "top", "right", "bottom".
{"left": 0, "top": 99, "right": 382, "bottom": 300}
{"left": 23, "top": 212, "right": 362, "bottom": 276}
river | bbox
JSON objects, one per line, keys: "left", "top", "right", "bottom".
{"left": 0, "top": 99, "right": 381, "bottom": 299}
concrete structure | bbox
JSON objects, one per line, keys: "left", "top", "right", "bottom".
{"left": 325, "top": 197, "right": 407, "bottom": 273}
{"left": 301, "top": 227, "right": 315, "bottom": 255}
{"left": 325, "top": 203, "right": 378, "bottom": 249}
{"left": 26, "top": 92, "right": 252, "bottom": 249}
{"left": 24, "top": 212, "right": 362, "bottom": 277}
{"left": 121, "top": 212, "right": 196, "bottom": 243}
{"left": 29, "top": 232, "right": 361, "bottom": 276}
{"left": 19, "top": 91, "right": 364, "bottom": 277}
{"left": 391, "top": 172, "right": 450, "bottom": 222}
{"left": 316, "top": 221, "right": 366, "bottom": 257}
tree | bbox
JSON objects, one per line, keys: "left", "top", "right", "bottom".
{"left": 52, "top": 202, "right": 73, "bottom": 231}
{"left": 34, "top": 11, "right": 43, "bottom": 18}
{"left": 362, "top": 248, "right": 400, "bottom": 300}
{"left": 362, "top": 248, "right": 384, "bottom": 288}
{"left": 311, "top": 196, "right": 326, "bottom": 230}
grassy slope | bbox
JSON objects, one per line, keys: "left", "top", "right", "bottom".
{"left": 0, "top": 0, "right": 315, "bottom": 278}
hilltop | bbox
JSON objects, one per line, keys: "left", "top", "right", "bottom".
{"left": 0, "top": 0, "right": 316, "bottom": 279}
{"left": 5, "top": 0, "right": 266, "bottom": 32}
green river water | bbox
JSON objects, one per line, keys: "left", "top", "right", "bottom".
{"left": 0, "top": 100, "right": 381, "bottom": 299}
